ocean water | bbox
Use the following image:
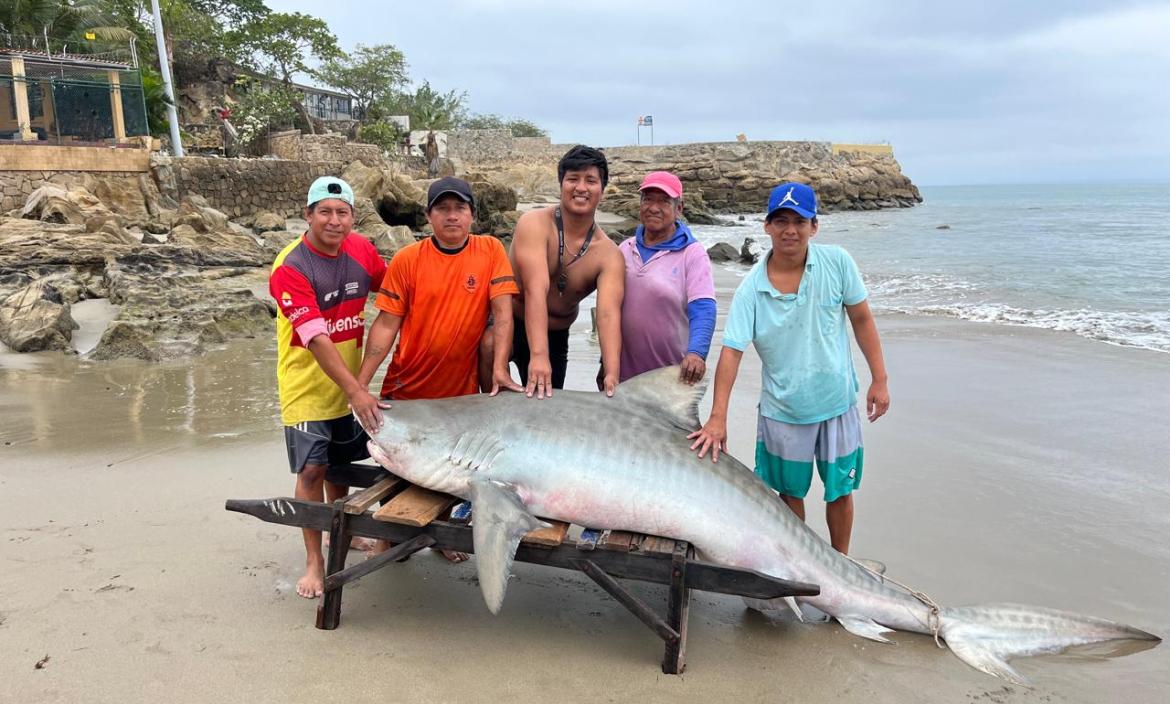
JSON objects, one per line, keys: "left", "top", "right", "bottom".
{"left": 694, "top": 183, "right": 1170, "bottom": 354}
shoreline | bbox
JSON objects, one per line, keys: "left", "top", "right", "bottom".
{"left": 3, "top": 295, "right": 1168, "bottom": 702}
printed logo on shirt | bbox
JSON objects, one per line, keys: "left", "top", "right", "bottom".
{"left": 287, "top": 306, "right": 310, "bottom": 323}
{"left": 323, "top": 290, "right": 340, "bottom": 303}
{"left": 464, "top": 274, "right": 478, "bottom": 293}
{"left": 280, "top": 291, "right": 293, "bottom": 308}
{"left": 345, "top": 281, "right": 360, "bottom": 296}
{"left": 327, "top": 314, "right": 364, "bottom": 335}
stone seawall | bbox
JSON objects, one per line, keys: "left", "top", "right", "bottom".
{"left": 450, "top": 135, "right": 921, "bottom": 213}
{"left": 151, "top": 155, "right": 347, "bottom": 218}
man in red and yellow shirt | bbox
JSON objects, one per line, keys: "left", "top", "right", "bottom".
{"left": 269, "top": 176, "right": 387, "bottom": 599}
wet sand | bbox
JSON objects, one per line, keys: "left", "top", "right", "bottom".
{"left": 2, "top": 272, "right": 1168, "bottom": 703}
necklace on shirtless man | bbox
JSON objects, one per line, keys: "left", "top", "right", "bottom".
{"left": 553, "top": 207, "right": 595, "bottom": 297}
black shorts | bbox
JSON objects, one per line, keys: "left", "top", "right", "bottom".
{"left": 511, "top": 317, "right": 569, "bottom": 389}
{"left": 283, "top": 415, "right": 370, "bottom": 474}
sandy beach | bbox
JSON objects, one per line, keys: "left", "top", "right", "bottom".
{"left": 2, "top": 267, "right": 1168, "bottom": 703}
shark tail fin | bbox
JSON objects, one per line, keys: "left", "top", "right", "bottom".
{"left": 939, "top": 603, "right": 1161, "bottom": 686}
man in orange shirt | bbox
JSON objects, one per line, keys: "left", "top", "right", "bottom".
{"left": 357, "top": 177, "right": 522, "bottom": 558}
{"left": 359, "top": 176, "right": 520, "bottom": 400}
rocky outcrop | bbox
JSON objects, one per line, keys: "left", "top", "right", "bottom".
{"left": 0, "top": 280, "right": 78, "bottom": 352}
{"left": 92, "top": 253, "right": 272, "bottom": 361}
{"left": 706, "top": 242, "right": 738, "bottom": 262}
{"left": 453, "top": 140, "right": 921, "bottom": 216}
{"left": 0, "top": 185, "right": 277, "bottom": 359}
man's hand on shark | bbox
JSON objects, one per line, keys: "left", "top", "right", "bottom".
{"left": 349, "top": 391, "right": 391, "bottom": 432}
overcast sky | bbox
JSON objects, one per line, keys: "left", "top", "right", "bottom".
{"left": 265, "top": 0, "right": 1170, "bottom": 186}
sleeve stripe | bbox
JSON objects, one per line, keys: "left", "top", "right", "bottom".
{"left": 490, "top": 276, "right": 516, "bottom": 285}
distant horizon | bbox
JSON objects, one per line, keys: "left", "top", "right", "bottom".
{"left": 263, "top": 0, "right": 1170, "bottom": 187}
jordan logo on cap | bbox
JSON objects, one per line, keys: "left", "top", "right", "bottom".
{"left": 779, "top": 187, "right": 800, "bottom": 208}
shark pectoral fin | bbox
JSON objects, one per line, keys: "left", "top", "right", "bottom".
{"left": 468, "top": 478, "right": 542, "bottom": 615}
{"left": 837, "top": 616, "right": 895, "bottom": 644}
{"left": 945, "top": 637, "right": 1030, "bottom": 686}
{"left": 742, "top": 596, "right": 806, "bottom": 622}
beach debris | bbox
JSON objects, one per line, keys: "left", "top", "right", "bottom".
{"left": 364, "top": 365, "right": 1162, "bottom": 685}
{"left": 936, "top": 224, "right": 952, "bottom": 229}
{"left": 34, "top": 654, "right": 50, "bottom": 670}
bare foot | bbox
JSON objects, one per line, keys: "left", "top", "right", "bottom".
{"left": 438, "top": 549, "right": 469, "bottom": 563}
{"left": 350, "top": 537, "right": 377, "bottom": 552}
{"left": 296, "top": 560, "right": 324, "bottom": 599}
{"left": 322, "top": 535, "right": 378, "bottom": 552}
{"left": 366, "top": 539, "right": 393, "bottom": 558}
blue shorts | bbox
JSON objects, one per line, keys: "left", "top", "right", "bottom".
{"left": 754, "top": 407, "right": 864, "bottom": 502}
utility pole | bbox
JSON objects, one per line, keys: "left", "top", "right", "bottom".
{"left": 150, "top": 0, "right": 184, "bottom": 156}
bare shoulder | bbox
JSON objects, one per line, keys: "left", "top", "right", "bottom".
{"left": 594, "top": 235, "right": 625, "bottom": 267}
{"left": 513, "top": 207, "right": 554, "bottom": 242}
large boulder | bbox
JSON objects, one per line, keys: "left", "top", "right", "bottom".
{"left": 18, "top": 185, "right": 108, "bottom": 224}
{"left": 368, "top": 226, "right": 416, "bottom": 259}
{"left": 707, "top": 242, "right": 738, "bottom": 262}
{"left": 342, "top": 161, "right": 428, "bottom": 230}
{"left": 0, "top": 281, "right": 77, "bottom": 352}
{"left": 251, "top": 210, "right": 287, "bottom": 233}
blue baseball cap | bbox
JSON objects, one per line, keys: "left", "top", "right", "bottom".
{"left": 306, "top": 176, "right": 354, "bottom": 208}
{"left": 766, "top": 182, "right": 817, "bottom": 220}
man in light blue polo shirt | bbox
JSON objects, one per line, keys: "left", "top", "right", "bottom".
{"left": 689, "top": 182, "right": 890, "bottom": 555}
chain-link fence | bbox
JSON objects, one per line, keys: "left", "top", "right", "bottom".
{"left": 2, "top": 52, "right": 148, "bottom": 145}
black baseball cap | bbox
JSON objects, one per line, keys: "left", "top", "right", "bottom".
{"left": 426, "top": 176, "right": 475, "bottom": 211}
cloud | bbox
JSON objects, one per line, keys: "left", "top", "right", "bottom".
{"left": 262, "top": 0, "right": 1170, "bottom": 184}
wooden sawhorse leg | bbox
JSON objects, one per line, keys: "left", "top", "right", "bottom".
{"left": 662, "top": 542, "right": 692, "bottom": 674}
{"left": 316, "top": 501, "right": 351, "bottom": 630}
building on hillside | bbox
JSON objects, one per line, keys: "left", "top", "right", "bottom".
{"left": 1, "top": 36, "right": 148, "bottom": 146}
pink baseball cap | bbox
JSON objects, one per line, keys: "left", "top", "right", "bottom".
{"left": 639, "top": 171, "right": 683, "bottom": 199}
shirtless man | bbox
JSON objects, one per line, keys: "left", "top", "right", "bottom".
{"left": 509, "top": 145, "right": 625, "bottom": 398}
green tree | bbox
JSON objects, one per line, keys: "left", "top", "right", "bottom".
{"left": 460, "top": 112, "right": 507, "bottom": 130}
{"left": 384, "top": 80, "right": 466, "bottom": 131}
{"left": 355, "top": 120, "right": 404, "bottom": 154}
{"left": 139, "top": 63, "right": 173, "bottom": 136}
{"left": 319, "top": 43, "right": 408, "bottom": 121}
{"left": 0, "top": 0, "right": 135, "bottom": 47}
{"left": 504, "top": 117, "right": 547, "bottom": 138}
{"left": 231, "top": 11, "right": 341, "bottom": 133}
{"left": 459, "top": 112, "right": 547, "bottom": 138}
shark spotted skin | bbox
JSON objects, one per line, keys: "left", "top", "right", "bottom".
{"left": 365, "top": 366, "right": 1159, "bottom": 684}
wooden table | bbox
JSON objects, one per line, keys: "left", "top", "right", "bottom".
{"left": 225, "top": 464, "right": 819, "bottom": 674}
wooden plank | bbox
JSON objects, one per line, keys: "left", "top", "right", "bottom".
{"left": 599, "top": 530, "right": 639, "bottom": 552}
{"left": 316, "top": 507, "right": 351, "bottom": 630}
{"left": 343, "top": 477, "right": 401, "bottom": 515}
{"left": 572, "top": 559, "right": 679, "bottom": 645}
{"left": 641, "top": 535, "right": 678, "bottom": 555}
{"left": 662, "top": 542, "right": 692, "bottom": 674}
{"left": 225, "top": 498, "right": 820, "bottom": 598}
{"left": 323, "top": 535, "right": 435, "bottom": 591}
{"left": 522, "top": 519, "right": 570, "bottom": 547}
{"left": 372, "top": 485, "right": 458, "bottom": 527}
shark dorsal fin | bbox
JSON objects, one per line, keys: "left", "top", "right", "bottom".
{"left": 618, "top": 365, "right": 708, "bottom": 431}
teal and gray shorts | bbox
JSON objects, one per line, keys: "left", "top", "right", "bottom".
{"left": 755, "top": 407, "right": 864, "bottom": 502}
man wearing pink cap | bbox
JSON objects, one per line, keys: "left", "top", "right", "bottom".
{"left": 617, "top": 171, "right": 716, "bottom": 384}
